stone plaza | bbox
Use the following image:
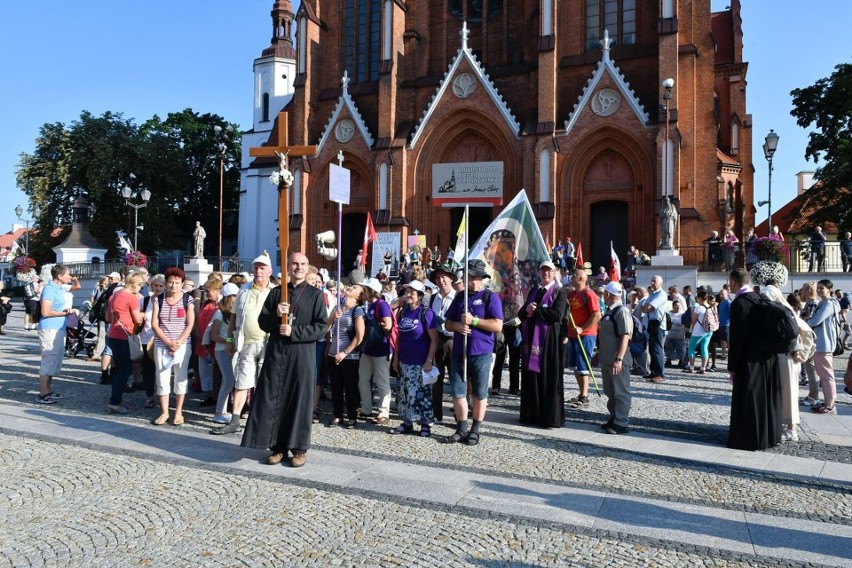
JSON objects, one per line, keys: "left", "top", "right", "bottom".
{"left": 1, "top": 308, "right": 851, "bottom": 567}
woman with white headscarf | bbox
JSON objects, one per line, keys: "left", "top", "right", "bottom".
{"left": 762, "top": 285, "right": 814, "bottom": 442}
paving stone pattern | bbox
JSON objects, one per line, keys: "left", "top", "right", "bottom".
{"left": 0, "top": 434, "right": 810, "bottom": 568}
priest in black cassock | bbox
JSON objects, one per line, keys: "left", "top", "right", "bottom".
{"left": 242, "top": 252, "right": 328, "bottom": 467}
{"left": 518, "top": 261, "right": 567, "bottom": 428}
{"left": 727, "top": 268, "right": 782, "bottom": 451}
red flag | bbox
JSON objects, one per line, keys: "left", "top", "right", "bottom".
{"left": 361, "top": 213, "right": 377, "bottom": 268}
{"left": 609, "top": 243, "right": 621, "bottom": 283}
{"left": 576, "top": 243, "right": 584, "bottom": 270}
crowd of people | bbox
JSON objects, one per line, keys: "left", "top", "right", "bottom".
{"left": 11, "top": 246, "right": 852, "bottom": 465}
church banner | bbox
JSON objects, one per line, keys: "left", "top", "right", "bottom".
{"left": 431, "top": 162, "right": 504, "bottom": 207}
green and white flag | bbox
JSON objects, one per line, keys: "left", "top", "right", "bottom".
{"left": 460, "top": 190, "right": 550, "bottom": 319}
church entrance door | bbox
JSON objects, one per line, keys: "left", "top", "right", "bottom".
{"left": 590, "top": 201, "right": 628, "bottom": 276}
{"left": 450, "top": 207, "right": 493, "bottom": 255}
{"left": 341, "top": 212, "right": 366, "bottom": 277}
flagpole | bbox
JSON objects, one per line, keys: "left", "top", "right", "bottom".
{"left": 463, "top": 204, "right": 469, "bottom": 384}
{"left": 336, "top": 200, "right": 343, "bottom": 352}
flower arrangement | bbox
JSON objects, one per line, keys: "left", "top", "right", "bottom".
{"left": 14, "top": 255, "right": 36, "bottom": 274}
{"left": 749, "top": 260, "right": 789, "bottom": 288}
{"left": 269, "top": 169, "right": 294, "bottom": 187}
{"left": 752, "top": 236, "right": 788, "bottom": 263}
{"left": 123, "top": 251, "right": 148, "bottom": 267}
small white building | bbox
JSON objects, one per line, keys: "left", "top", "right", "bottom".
{"left": 52, "top": 197, "right": 108, "bottom": 265}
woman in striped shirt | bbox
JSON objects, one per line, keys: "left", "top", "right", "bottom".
{"left": 151, "top": 267, "right": 196, "bottom": 426}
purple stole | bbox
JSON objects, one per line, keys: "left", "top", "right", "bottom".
{"left": 522, "top": 284, "right": 557, "bottom": 373}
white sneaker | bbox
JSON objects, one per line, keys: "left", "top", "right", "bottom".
{"left": 35, "top": 394, "right": 57, "bottom": 405}
{"left": 788, "top": 430, "right": 799, "bottom": 442}
{"left": 212, "top": 413, "right": 232, "bottom": 424}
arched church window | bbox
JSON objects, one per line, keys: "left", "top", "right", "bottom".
{"left": 585, "top": 0, "right": 636, "bottom": 50}
{"left": 343, "top": 0, "right": 381, "bottom": 83}
{"left": 448, "top": 0, "right": 504, "bottom": 22}
{"left": 262, "top": 93, "right": 270, "bottom": 123}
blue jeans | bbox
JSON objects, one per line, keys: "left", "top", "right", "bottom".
{"left": 107, "top": 336, "right": 131, "bottom": 406}
{"left": 647, "top": 320, "right": 665, "bottom": 377}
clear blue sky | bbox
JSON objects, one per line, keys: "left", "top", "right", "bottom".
{"left": 1, "top": 1, "right": 850, "bottom": 238}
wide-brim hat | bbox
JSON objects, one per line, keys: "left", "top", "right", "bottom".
{"left": 465, "top": 259, "right": 490, "bottom": 279}
{"left": 428, "top": 263, "right": 455, "bottom": 284}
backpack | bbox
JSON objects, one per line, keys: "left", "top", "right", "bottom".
{"left": 615, "top": 306, "right": 644, "bottom": 345}
{"left": 750, "top": 297, "right": 799, "bottom": 355}
{"left": 832, "top": 300, "right": 845, "bottom": 356}
{"left": 702, "top": 306, "right": 720, "bottom": 332}
{"left": 664, "top": 311, "right": 672, "bottom": 331}
{"left": 90, "top": 282, "right": 119, "bottom": 323}
{"left": 681, "top": 306, "right": 693, "bottom": 326}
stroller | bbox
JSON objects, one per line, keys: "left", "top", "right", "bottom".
{"left": 65, "top": 300, "right": 98, "bottom": 359}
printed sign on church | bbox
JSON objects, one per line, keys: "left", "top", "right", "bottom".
{"left": 431, "top": 161, "right": 504, "bottom": 207}
{"left": 370, "top": 232, "right": 401, "bottom": 277}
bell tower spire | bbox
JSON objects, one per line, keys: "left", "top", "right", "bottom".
{"left": 263, "top": 0, "right": 296, "bottom": 58}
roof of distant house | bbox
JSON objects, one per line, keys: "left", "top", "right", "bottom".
{"left": 754, "top": 182, "right": 846, "bottom": 235}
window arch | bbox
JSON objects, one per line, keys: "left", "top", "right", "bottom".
{"left": 379, "top": 162, "right": 389, "bottom": 209}
{"left": 343, "top": 0, "right": 381, "bottom": 83}
{"left": 585, "top": 0, "right": 636, "bottom": 50}
{"left": 262, "top": 93, "right": 270, "bottom": 123}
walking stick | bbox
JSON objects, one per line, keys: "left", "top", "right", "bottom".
{"left": 568, "top": 310, "right": 601, "bottom": 397}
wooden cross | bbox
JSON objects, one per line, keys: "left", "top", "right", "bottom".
{"left": 249, "top": 111, "right": 317, "bottom": 315}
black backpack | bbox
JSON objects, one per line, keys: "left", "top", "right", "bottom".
{"left": 89, "top": 282, "right": 119, "bottom": 323}
{"left": 750, "top": 296, "right": 798, "bottom": 355}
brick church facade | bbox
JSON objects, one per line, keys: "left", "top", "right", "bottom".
{"left": 239, "top": 0, "right": 752, "bottom": 273}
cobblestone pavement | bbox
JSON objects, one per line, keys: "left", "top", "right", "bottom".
{"left": 1, "top": 309, "right": 851, "bottom": 566}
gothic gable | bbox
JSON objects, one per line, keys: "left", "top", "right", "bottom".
{"left": 563, "top": 30, "right": 650, "bottom": 136}
{"left": 408, "top": 22, "right": 520, "bottom": 149}
{"left": 316, "top": 72, "right": 375, "bottom": 153}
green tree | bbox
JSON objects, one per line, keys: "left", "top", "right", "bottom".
{"left": 16, "top": 109, "right": 241, "bottom": 264}
{"left": 790, "top": 62, "right": 852, "bottom": 230}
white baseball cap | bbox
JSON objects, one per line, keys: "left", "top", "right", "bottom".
{"left": 222, "top": 283, "right": 239, "bottom": 297}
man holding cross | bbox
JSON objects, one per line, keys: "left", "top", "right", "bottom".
{"left": 241, "top": 252, "right": 328, "bottom": 467}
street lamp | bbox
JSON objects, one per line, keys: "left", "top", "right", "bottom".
{"left": 661, "top": 78, "right": 674, "bottom": 198}
{"left": 213, "top": 124, "right": 234, "bottom": 270}
{"left": 14, "top": 204, "right": 38, "bottom": 253}
{"left": 762, "top": 129, "right": 779, "bottom": 235}
{"left": 121, "top": 173, "right": 151, "bottom": 251}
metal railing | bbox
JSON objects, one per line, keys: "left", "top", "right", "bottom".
{"left": 676, "top": 241, "right": 850, "bottom": 273}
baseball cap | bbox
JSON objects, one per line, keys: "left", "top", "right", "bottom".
{"left": 222, "top": 283, "right": 239, "bottom": 297}
{"left": 604, "top": 281, "right": 623, "bottom": 296}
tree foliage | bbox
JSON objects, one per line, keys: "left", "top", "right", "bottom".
{"left": 16, "top": 109, "right": 241, "bottom": 263}
{"left": 790, "top": 62, "right": 852, "bottom": 231}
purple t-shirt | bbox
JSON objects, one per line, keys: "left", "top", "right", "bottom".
{"left": 446, "top": 288, "right": 503, "bottom": 357}
{"left": 397, "top": 305, "right": 436, "bottom": 365}
{"left": 363, "top": 298, "right": 393, "bottom": 357}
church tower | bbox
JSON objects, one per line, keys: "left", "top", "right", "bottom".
{"left": 238, "top": 1, "right": 298, "bottom": 263}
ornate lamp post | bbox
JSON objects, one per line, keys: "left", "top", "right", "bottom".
{"left": 120, "top": 173, "right": 151, "bottom": 251}
{"left": 213, "top": 124, "right": 234, "bottom": 270}
{"left": 661, "top": 78, "right": 674, "bottom": 199}
{"left": 14, "top": 205, "right": 31, "bottom": 253}
{"left": 760, "top": 129, "right": 779, "bottom": 235}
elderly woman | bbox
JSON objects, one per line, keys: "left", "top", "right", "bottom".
{"left": 798, "top": 282, "right": 820, "bottom": 406}
{"left": 151, "top": 267, "right": 195, "bottom": 426}
{"left": 36, "top": 265, "right": 77, "bottom": 404}
{"left": 326, "top": 284, "right": 365, "bottom": 428}
{"left": 105, "top": 272, "right": 146, "bottom": 414}
{"left": 210, "top": 283, "right": 239, "bottom": 424}
{"left": 195, "top": 278, "right": 222, "bottom": 405}
{"left": 140, "top": 274, "right": 165, "bottom": 408}
{"left": 390, "top": 280, "right": 438, "bottom": 437}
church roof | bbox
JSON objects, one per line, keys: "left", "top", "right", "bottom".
{"left": 562, "top": 30, "right": 650, "bottom": 136}
{"left": 716, "top": 148, "right": 741, "bottom": 168}
{"left": 408, "top": 22, "right": 520, "bottom": 149}
{"left": 754, "top": 182, "right": 845, "bottom": 236}
{"left": 316, "top": 71, "right": 375, "bottom": 153}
